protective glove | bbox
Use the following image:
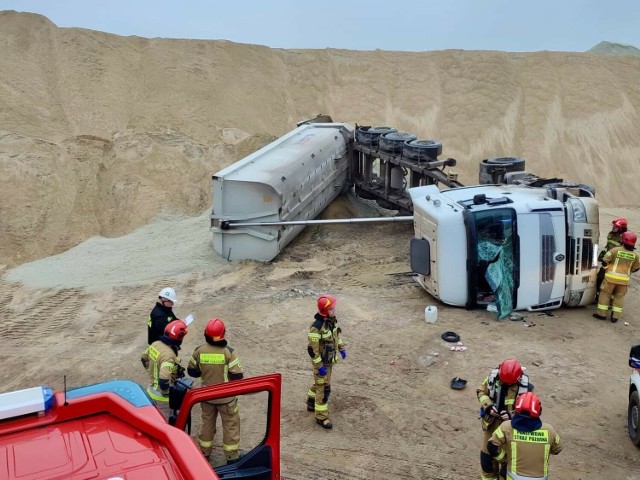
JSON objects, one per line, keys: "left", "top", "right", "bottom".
{"left": 340, "top": 349, "right": 347, "bottom": 360}
{"left": 175, "top": 364, "right": 186, "bottom": 379}
{"left": 485, "top": 405, "right": 499, "bottom": 417}
{"left": 317, "top": 365, "right": 327, "bottom": 376}
{"left": 141, "top": 357, "right": 149, "bottom": 369}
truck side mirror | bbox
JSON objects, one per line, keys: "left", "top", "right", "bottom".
{"left": 410, "top": 238, "right": 431, "bottom": 276}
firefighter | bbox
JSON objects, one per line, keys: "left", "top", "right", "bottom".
{"left": 477, "top": 359, "right": 533, "bottom": 480}
{"left": 596, "top": 217, "right": 628, "bottom": 295}
{"left": 148, "top": 287, "right": 179, "bottom": 345}
{"left": 188, "top": 318, "right": 244, "bottom": 464}
{"left": 593, "top": 231, "right": 640, "bottom": 323}
{"left": 306, "top": 294, "right": 347, "bottom": 429}
{"left": 141, "top": 319, "right": 188, "bottom": 420}
{"left": 488, "top": 392, "right": 563, "bottom": 479}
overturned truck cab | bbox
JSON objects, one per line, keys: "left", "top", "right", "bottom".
{"left": 409, "top": 178, "right": 599, "bottom": 317}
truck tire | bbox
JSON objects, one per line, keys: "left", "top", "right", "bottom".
{"left": 629, "top": 390, "right": 640, "bottom": 447}
{"left": 379, "top": 132, "right": 417, "bottom": 153}
{"left": 356, "top": 126, "right": 398, "bottom": 147}
{"left": 402, "top": 140, "right": 443, "bottom": 161}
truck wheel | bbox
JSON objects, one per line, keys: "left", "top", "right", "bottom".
{"left": 356, "top": 126, "right": 398, "bottom": 147}
{"left": 629, "top": 390, "right": 640, "bottom": 447}
{"left": 403, "top": 140, "right": 443, "bottom": 161}
{"left": 379, "top": 132, "right": 417, "bottom": 153}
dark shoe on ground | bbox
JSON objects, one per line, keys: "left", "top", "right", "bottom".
{"left": 611, "top": 317, "right": 618, "bottom": 323}
{"left": 316, "top": 418, "right": 333, "bottom": 429}
{"left": 307, "top": 404, "right": 314, "bottom": 412}
{"left": 592, "top": 313, "right": 607, "bottom": 320}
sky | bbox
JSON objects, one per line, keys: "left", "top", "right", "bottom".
{"left": 1, "top": 0, "right": 640, "bottom": 53}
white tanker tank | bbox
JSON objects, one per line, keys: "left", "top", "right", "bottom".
{"left": 211, "top": 121, "right": 354, "bottom": 261}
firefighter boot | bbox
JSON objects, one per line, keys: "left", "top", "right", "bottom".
{"left": 307, "top": 398, "right": 314, "bottom": 412}
{"left": 316, "top": 418, "right": 333, "bottom": 429}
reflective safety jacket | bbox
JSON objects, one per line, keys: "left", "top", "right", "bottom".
{"left": 188, "top": 343, "right": 243, "bottom": 404}
{"left": 602, "top": 246, "right": 640, "bottom": 285}
{"left": 605, "top": 231, "right": 623, "bottom": 252}
{"left": 477, "top": 369, "right": 530, "bottom": 431}
{"left": 307, "top": 313, "right": 345, "bottom": 368}
{"left": 490, "top": 419, "right": 563, "bottom": 479}
{"left": 142, "top": 340, "right": 181, "bottom": 402}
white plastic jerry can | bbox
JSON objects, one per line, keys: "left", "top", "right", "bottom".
{"left": 425, "top": 305, "right": 438, "bottom": 323}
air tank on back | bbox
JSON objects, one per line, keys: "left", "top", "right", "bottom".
{"left": 479, "top": 157, "right": 526, "bottom": 184}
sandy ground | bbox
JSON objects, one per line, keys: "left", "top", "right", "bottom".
{"left": 2, "top": 10, "right": 640, "bottom": 479}
{"left": 1, "top": 195, "right": 640, "bottom": 479}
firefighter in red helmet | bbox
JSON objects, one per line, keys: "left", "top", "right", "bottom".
{"left": 477, "top": 359, "right": 534, "bottom": 480}
{"left": 306, "top": 295, "right": 347, "bottom": 429}
{"left": 596, "top": 218, "right": 629, "bottom": 296}
{"left": 488, "top": 392, "right": 563, "bottom": 479}
{"left": 141, "top": 319, "right": 188, "bottom": 420}
{"left": 594, "top": 230, "right": 640, "bottom": 323}
{"left": 188, "top": 318, "right": 244, "bottom": 464}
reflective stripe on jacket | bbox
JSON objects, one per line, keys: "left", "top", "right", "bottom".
{"left": 141, "top": 340, "right": 180, "bottom": 397}
{"left": 477, "top": 369, "right": 529, "bottom": 431}
{"left": 307, "top": 313, "right": 344, "bottom": 366}
{"left": 603, "top": 246, "right": 640, "bottom": 285}
{"left": 188, "top": 343, "right": 243, "bottom": 404}
{"left": 491, "top": 421, "right": 563, "bottom": 478}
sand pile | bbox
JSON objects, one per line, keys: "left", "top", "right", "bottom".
{"left": 2, "top": 11, "right": 640, "bottom": 268}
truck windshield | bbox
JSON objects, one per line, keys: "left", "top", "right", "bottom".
{"left": 469, "top": 208, "right": 517, "bottom": 318}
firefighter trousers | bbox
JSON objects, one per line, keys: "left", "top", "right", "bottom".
{"left": 307, "top": 364, "right": 333, "bottom": 421}
{"left": 596, "top": 279, "right": 627, "bottom": 319}
{"left": 198, "top": 398, "right": 241, "bottom": 461}
{"left": 480, "top": 429, "right": 506, "bottom": 480}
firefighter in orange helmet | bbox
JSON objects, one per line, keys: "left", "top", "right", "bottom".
{"left": 141, "top": 319, "right": 188, "bottom": 420}
{"left": 477, "top": 359, "right": 533, "bottom": 480}
{"left": 488, "top": 392, "right": 563, "bottom": 479}
{"left": 594, "top": 231, "right": 640, "bottom": 323}
{"left": 596, "top": 217, "right": 628, "bottom": 296}
{"left": 188, "top": 318, "right": 244, "bottom": 464}
{"left": 306, "top": 295, "right": 347, "bottom": 429}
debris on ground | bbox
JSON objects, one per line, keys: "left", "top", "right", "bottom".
{"left": 450, "top": 377, "right": 468, "bottom": 390}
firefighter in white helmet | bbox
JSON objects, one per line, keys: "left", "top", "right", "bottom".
{"left": 148, "top": 287, "right": 179, "bottom": 344}
{"left": 188, "top": 318, "right": 244, "bottom": 464}
{"left": 306, "top": 295, "right": 347, "bottom": 429}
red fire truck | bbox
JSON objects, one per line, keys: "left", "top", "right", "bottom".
{"left": 0, "top": 374, "right": 281, "bottom": 480}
